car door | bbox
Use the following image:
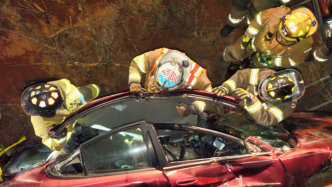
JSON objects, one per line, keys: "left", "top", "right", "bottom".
{"left": 148, "top": 124, "right": 246, "bottom": 186}
{"left": 149, "top": 124, "right": 288, "bottom": 186}
{"left": 44, "top": 121, "right": 169, "bottom": 187}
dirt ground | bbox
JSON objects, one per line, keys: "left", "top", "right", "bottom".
{"left": 0, "top": 0, "right": 331, "bottom": 184}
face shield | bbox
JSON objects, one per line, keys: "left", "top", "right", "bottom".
{"left": 259, "top": 69, "right": 305, "bottom": 103}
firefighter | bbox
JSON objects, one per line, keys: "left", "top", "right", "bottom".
{"left": 212, "top": 68, "right": 304, "bottom": 126}
{"left": 221, "top": 6, "right": 327, "bottom": 69}
{"left": 21, "top": 79, "right": 100, "bottom": 152}
{"left": 129, "top": 47, "right": 212, "bottom": 113}
{"left": 221, "top": 0, "right": 291, "bottom": 37}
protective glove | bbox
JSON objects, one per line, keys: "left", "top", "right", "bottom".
{"left": 326, "top": 37, "right": 332, "bottom": 55}
{"left": 233, "top": 88, "right": 252, "bottom": 106}
{"left": 212, "top": 86, "right": 227, "bottom": 97}
{"left": 241, "top": 35, "right": 252, "bottom": 49}
{"left": 176, "top": 103, "right": 197, "bottom": 117}
{"left": 129, "top": 83, "right": 146, "bottom": 94}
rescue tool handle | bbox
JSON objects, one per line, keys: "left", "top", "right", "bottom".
{"left": 176, "top": 177, "right": 198, "bottom": 186}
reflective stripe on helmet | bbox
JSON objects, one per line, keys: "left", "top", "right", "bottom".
{"left": 313, "top": 50, "right": 328, "bottom": 62}
{"left": 247, "top": 26, "right": 259, "bottom": 36}
{"left": 133, "top": 55, "right": 146, "bottom": 73}
{"left": 256, "top": 12, "right": 262, "bottom": 26}
{"left": 244, "top": 100, "right": 262, "bottom": 113}
{"left": 228, "top": 14, "right": 245, "bottom": 24}
{"left": 193, "top": 101, "right": 206, "bottom": 113}
{"left": 274, "top": 56, "right": 282, "bottom": 67}
{"left": 224, "top": 79, "right": 236, "bottom": 92}
{"left": 268, "top": 106, "right": 283, "bottom": 122}
{"left": 288, "top": 58, "right": 297, "bottom": 66}
{"left": 249, "top": 69, "right": 260, "bottom": 85}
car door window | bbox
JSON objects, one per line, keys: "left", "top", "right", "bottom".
{"left": 81, "top": 126, "right": 150, "bottom": 175}
{"left": 155, "top": 125, "right": 247, "bottom": 163}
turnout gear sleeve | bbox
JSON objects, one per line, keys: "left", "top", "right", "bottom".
{"left": 31, "top": 115, "right": 74, "bottom": 151}
{"left": 241, "top": 95, "right": 296, "bottom": 126}
{"left": 220, "top": 69, "right": 251, "bottom": 94}
{"left": 312, "top": 38, "right": 332, "bottom": 63}
{"left": 192, "top": 71, "right": 212, "bottom": 92}
{"left": 128, "top": 48, "right": 165, "bottom": 85}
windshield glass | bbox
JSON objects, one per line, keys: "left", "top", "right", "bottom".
{"left": 67, "top": 94, "right": 235, "bottom": 133}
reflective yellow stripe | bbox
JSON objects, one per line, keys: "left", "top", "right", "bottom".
{"left": 256, "top": 12, "right": 262, "bottom": 26}
{"left": 244, "top": 100, "right": 262, "bottom": 113}
{"left": 129, "top": 73, "right": 141, "bottom": 82}
{"left": 62, "top": 79, "right": 71, "bottom": 94}
{"left": 249, "top": 69, "right": 260, "bottom": 85}
{"left": 68, "top": 89, "right": 81, "bottom": 100}
{"left": 193, "top": 101, "right": 206, "bottom": 112}
{"left": 134, "top": 55, "right": 146, "bottom": 73}
{"left": 251, "top": 37, "right": 256, "bottom": 51}
{"left": 274, "top": 57, "right": 282, "bottom": 67}
{"left": 247, "top": 26, "right": 259, "bottom": 36}
{"left": 313, "top": 50, "right": 328, "bottom": 62}
{"left": 43, "top": 137, "right": 66, "bottom": 148}
{"left": 288, "top": 58, "right": 297, "bottom": 67}
{"left": 280, "top": 0, "right": 290, "bottom": 3}
{"left": 247, "top": 17, "right": 250, "bottom": 24}
{"left": 90, "top": 84, "right": 100, "bottom": 98}
{"left": 268, "top": 106, "right": 283, "bottom": 122}
{"left": 224, "top": 79, "right": 236, "bottom": 92}
{"left": 228, "top": 14, "right": 245, "bottom": 24}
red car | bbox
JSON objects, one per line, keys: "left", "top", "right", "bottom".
{"left": 2, "top": 91, "right": 332, "bottom": 187}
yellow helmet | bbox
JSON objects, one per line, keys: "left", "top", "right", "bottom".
{"left": 277, "top": 7, "right": 318, "bottom": 46}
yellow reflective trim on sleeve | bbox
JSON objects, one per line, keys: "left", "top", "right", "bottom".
{"left": 224, "top": 79, "right": 236, "bottom": 92}
{"left": 274, "top": 57, "right": 282, "bottom": 67}
{"left": 134, "top": 55, "right": 146, "bottom": 73}
{"left": 228, "top": 14, "right": 245, "bottom": 24}
{"left": 193, "top": 101, "right": 206, "bottom": 113}
{"left": 90, "top": 84, "right": 100, "bottom": 98}
{"left": 313, "top": 50, "right": 328, "bottom": 62}
{"left": 268, "top": 106, "right": 283, "bottom": 122}
{"left": 244, "top": 100, "right": 262, "bottom": 113}
{"left": 249, "top": 69, "right": 260, "bottom": 85}
{"left": 288, "top": 58, "right": 297, "bottom": 67}
{"left": 247, "top": 26, "right": 259, "bottom": 36}
{"left": 251, "top": 38, "right": 256, "bottom": 52}
{"left": 280, "top": 0, "right": 290, "bottom": 3}
{"left": 256, "top": 12, "right": 262, "bottom": 26}
{"left": 61, "top": 79, "right": 71, "bottom": 95}
{"left": 68, "top": 89, "right": 81, "bottom": 100}
{"left": 129, "top": 73, "right": 141, "bottom": 82}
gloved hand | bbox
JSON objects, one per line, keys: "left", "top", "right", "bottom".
{"left": 326, "top": 37, "right": 332, "bottom": 55}
{"left": 233, "top": 88, "right": 252, "bottom": 106}
{"left": 212, "top": 86, "right": 227, "bottom": 97}
{"left": 129, "top": 83, "right": 146, "bottom": 94}
{"left": 241, "top": 35, "right": 252, "bottom": 49}
{"left": 176, "top": 103, "right": 197, "bottom": 117}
